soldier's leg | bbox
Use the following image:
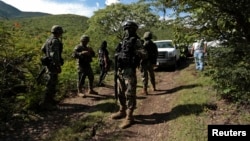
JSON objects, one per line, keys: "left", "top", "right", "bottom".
{"left": 148, "top": 64, "right": 156, "bottom": 91}
{"left": 44, "top": 73, "right": 58, "bottom": 105}
{"left": 77, "top": 72, "right": 84, "bottom": 92}
{"left": 98, "top": 64, "right": 105, "bottom": 86}
{"left": 120, "top": 70, "right": 137, "bottom": 129}
{"left": 140, "top": 65, "right": 148, "bottom": 95}
{"left": 78, "top": 71, "right": 86, "bottom": 97}
{"left": 111, "top": 72, "right": 127, "bottom": 119}
{"left": 88, "top": 67, "right": 98, "bottom": 95}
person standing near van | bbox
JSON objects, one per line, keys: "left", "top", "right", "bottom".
{"left": 191, "top": 38, "right": 207, "bottom": 71}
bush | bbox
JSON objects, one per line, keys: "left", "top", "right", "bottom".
{"left": 207, "top": 43, "right": 250, "bottom": 105}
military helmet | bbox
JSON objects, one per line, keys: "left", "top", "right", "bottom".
{"left": 51, "top": 25, "right": 63, "bottom": 34}
{"left": 143, "top": 31, "right": 153, "bottom": 39}
{"left": 80, "top": 35, "right": 90, "bottom": 42}
{"left": 123, "top": 21, "right": 138, "bottom": 30}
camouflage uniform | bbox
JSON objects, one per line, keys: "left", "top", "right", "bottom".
{"left": 41, "top": 25, "right": 64, "bottom": 107}
{"left": 72, "top": 35, "right": 98, "bottom": 97}
{"left": 98, "top": 40, "right": 110, "bottom": 86}
{"left": 140, "top": 31, "right": 158, "bottom": 94}
{"left": 111, "top": 21, "right": 147, "bottom": 129}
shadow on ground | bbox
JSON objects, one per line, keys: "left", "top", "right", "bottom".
{"left": 134, "top": 103, "right": 216, "bottom": 125}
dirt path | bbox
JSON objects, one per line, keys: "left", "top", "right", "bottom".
{"left": 90, "top": 68, "right": 183, "bottom": 141}
{"left": 2, "top": 61, "right": 190, "bottom": 141}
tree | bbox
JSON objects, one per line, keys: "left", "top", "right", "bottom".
{"left": 140, "top": 0, "right": 250, "bottom": 104}
{"left": 85, "top": 3, "right": 159, "bottom": 42}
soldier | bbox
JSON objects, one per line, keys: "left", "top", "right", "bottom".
{"left": 140, "top": 31, "right": 158, "bottom": 95}
{"left": 72, "top": 35, "right": 98, "bottom": 97}
{"left": 111, "top": 21, "right": 147, "bottom": 129}
{"left": 97, "top": 40, "right": 110, "bottom": 87}
{"left": 40, "top": 25, "right": 64, "bottom": 109}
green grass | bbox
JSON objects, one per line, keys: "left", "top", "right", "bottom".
{"left": 166, "top": 64, "right": 250, "bottom": 141}
{"left": 166, "top": 65, "right": 218, "bottom": 141}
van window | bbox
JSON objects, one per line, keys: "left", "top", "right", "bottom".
{"left": 155, "top": 42, "right": 174, "bottom": 48}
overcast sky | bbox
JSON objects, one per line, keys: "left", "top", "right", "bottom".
{"left": 1, "top": 0, "right": 136, "bottom": 17}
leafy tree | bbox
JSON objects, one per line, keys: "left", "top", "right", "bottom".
{"left": 85, "top": 3, "right": 159, "bottom": 42}
{"left": 140, "top": 0, "right": 250, "bottom": 104}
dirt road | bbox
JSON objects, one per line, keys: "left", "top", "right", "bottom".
{"left": 2, "top": 61, "right": 191, "bottom": 141}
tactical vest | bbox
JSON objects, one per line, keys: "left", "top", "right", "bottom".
{"left": 117, "top": 36, "right": 140, "bottom": 69}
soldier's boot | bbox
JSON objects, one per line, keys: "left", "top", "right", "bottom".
{"left": 152, "top": 82, "right": 157, "bottom": 91}
{"left": 88, "top": 89, "right": 98, "bottom": 95}
{"left": 111, "top": 106, "right": 126, "bottom": 119}
{"left": 120, "top": 109, "right": 134, "bottom": 129}
{"left": 78, "top": 89, "right": 86, "bottom": 98}
{"left": 141, "top": 88, "right": 148, "bottom": 95}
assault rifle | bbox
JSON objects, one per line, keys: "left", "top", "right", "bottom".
{"left": 36, "top": 66, "right": 46, "bottom": 84}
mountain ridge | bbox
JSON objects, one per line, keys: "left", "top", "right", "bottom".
{"left": 0, "top": 0, "right": 51, "bottom": 19}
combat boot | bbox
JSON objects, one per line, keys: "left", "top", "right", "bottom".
{"left": 111, "top": 106, "right": 126, "bottom": 119}
{"left": 141, "top": 88, "right": 148, "bottom": 95}
{"left": 78, "top": 89, "right": 86, "bottom": 98}
{"left": 120, "top": 109, "right": 134, "bottom": 129}
{"left": 88, "top": 89, "right": 98, "bottom": 95}
{"left": 152, "top": 82, "right": 157, "bottom": 91}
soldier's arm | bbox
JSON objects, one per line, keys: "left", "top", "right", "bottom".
{"left": 51, "top": 39, "right": 61, "bottom": 66}
{"left": 72, "top": 45, "right": 84, "bottom": 58}
{"left": 136, "top": 39, "right": 147, "bottom": 59}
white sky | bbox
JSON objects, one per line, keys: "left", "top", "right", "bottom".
{"left": 1, "top": 0, "right": 124, "bottom": 17}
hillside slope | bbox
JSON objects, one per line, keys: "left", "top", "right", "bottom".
{"left": 0, "top": 0, "right": 50, "bottom": 19}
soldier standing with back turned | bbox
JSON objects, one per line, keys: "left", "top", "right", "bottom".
{"left": 111, "top": 21, "right": 147, "bottom": 129}
{"left": 72, "top": 35, "right": 98, "bottom": 98}
{"left": 140, "top": 31, "right": 158, "bottom": 95}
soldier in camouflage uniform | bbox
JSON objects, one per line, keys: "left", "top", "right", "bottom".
{"left": 41, "top": 25, "right": 64, "bottom": 108}
{"left": 111, "top": 21, "right": 147, "bottom": 129}
{"left": 72, "top": 35, "right": 98, "bottom": 97}
{"left": 140, "top": 31, "right": 158, "bottom": 95}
